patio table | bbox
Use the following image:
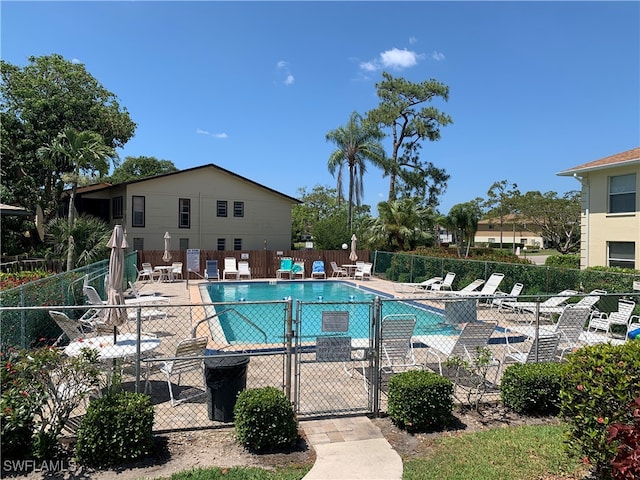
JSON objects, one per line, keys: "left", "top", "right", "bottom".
{"left": 64, "top": 333, "right": 160, "bottom": 360}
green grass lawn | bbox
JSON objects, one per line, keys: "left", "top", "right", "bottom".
{"left": 403, "top": 424, "right": 587, "bottom": 480}
{"left": 162, "top": 424, "right": 587, "bottom": 480}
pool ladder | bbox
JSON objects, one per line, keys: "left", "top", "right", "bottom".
{"left": 191, "top": 307, "right": 268, "bottom": 343}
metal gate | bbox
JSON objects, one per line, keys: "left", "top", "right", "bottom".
{"left": 293, "top": 298, "right": 379, "bottom": 416}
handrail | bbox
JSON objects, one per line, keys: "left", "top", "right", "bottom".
{"left": 191, "top": 307, "right": 268, "bottom": 343}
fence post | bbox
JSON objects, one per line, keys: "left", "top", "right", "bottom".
{"left": 372, "top": 296, "right": 381, "bottom": 415}
{"left": 284, "top": 298, "right": 293, "bottom": 401}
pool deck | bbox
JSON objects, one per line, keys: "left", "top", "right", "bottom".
{"left": 86, "top": 275, "right": 569, "bottom": 479}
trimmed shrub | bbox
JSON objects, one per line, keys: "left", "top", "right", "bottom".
{"left": 387, "top": 370, "right": 454, "bottom": 432}
{"left": 500, "top": 362, "right": 564, "bottom": 415}
{"left": 75, "top": 391, "right": 154, "bottom": 467}
{"left": 560, "top": 341, "right": 640, "bottom": 478}
{"left": 545, "top": 254, "right": 580, "bottom": 269}
{"left": 234, "top": 386, "right": 298, "bottom": 452}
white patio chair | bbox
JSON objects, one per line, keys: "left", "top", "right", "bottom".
{"left": 145, "top": 336, "right": 208, "bottom": 407}
{"left": 354, "top": 262, "right": 372, "bottom": 281}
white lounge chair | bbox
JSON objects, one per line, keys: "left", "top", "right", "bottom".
{"left": 379, "top": 315, "right": 419, "bottom": 373}
{"left": 238, "top": 261, "right": 252, "bottom": 279}
{"left": 588, "top": 299, "right": 636, "bottom": 337}
{"left": 503, "top": 332, "right": 561, "bottom": 367}
{"left": 449, "top": 273, "right": 504, "bottom": 301}
{"left": 501, "top": 289, "right": 579, "bottom": 318}
{"left": 223, "top": 257, "right": 239, "bottom": 280}
{"left": 491, "top": 282, "right": 524, "bottom": 311}
{"left": 424, "top": 321, "right": 499, "bottom": 379}
{"left": 436, "top": 278, "right": 485, "bottom": 297}
{"left": 85, "top": 285, "right": 168, "bottom": 306}
{"left": 430, "top": 272, "right": 456, "bottom": 292}
{"left": 50, "top": 310, "right": 91, "bottom": 346}
{"left": 393, "top": 274, "right": 446, "bottom": 294}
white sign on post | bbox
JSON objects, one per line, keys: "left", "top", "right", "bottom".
{"left": 187, "top": 249, "right": 200, "bottom": 273}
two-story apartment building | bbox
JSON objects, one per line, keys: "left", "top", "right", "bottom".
{"left": 73, "top": 164, "right": 300, "bottom": 252}
{"left": 557, "top": 147, "right": 639, "bottom": 270}
{"left": 475, "top": 214, "right": 547, "bottom": 249}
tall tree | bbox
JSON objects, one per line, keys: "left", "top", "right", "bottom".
{"left": 484, "top": 180, "right": 520, "bottom": 249}
{"left": 1, "top": 54, "right": 136, "bottom": 227}
{"left": 514, "top": 190, "right": 581, "bottom": 254}
{"left": 37, "top": 128, "right": 117, "bottom": 271}
{"left": 108, "top": 156, "right": 178, "bottom": 184}
{"left": 447, "top": 201, "right": 482, "bottom": 258}
{"left": 365, "top": 72, "right": 453, "bottom": 204}
{"left": 291, "top": 185, "right": 342, "bottom": 241}
{"left": 326, "top": 111, "right": 385, "bottom": 232}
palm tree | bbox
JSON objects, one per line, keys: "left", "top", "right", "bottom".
{"left": 369, "top": 198, "right": 432, "bottom": 251}
{"left": 326, "top": 112, "right": 385, "bottom": 232}
{"left": 446, "top": 202, "right": 481, "bottom": 258}
{"left": 37, "top": 128, "right": 117, "bottom": 271}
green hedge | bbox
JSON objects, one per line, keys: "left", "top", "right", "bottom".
{"left": 560, "top": 341, "right": 640, "bottom": 479}
{"left": 376, "top": 251, "right": 639, "bottom": 295}
{"left": 500, "top": 362, "right": 565, "bottom": 415}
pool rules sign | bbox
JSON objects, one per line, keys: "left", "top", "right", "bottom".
{"left": 316, "top": 311, "right": 351, "bottom": 362}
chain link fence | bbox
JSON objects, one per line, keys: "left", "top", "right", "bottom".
{"left": 1, "top": 284, "right": 638, "bottom": 432}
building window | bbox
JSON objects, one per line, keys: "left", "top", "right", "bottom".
{"left": 488, "top": 238, "right": 495, "bottom": 243}
{"left": 234, "top": 238, "right": 242, "bottom": 251}
{"left": 179, "top": 238, "right": 189, "bottom": 250}
{"left": 217, "top": 238, "right": 226, "bottom": 251}
{"left": 132, "top": 238, "right": 144, "bottom": 251}
{"left": 488, "top": 224, "right": 494, "bottom": 230}
{"left": 608, "top": 242, "right": 635, "bottom": 269}
{"left": 112, "top": 196, "right": 123, "bottom": 219}
{"left": 217, "top": 200, "right": 228, "bottom": 217}
{"left": 179, "top": 198, "right": 190, "bottom": 228}
{"left": 521, "top": 238, "right": 528, "bottom": 244}
{"left": 233, "top": 201, "right": 244, "bottom": 217}
{"left": 609, "top": 173, "right": 636, "bottom": 213}
{"left": 132, "top": 196, "right": 145, "bottom": 227}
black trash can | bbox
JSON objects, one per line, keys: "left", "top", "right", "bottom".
{"left": 204, "top": 355, "right": 250, "bottom": 422}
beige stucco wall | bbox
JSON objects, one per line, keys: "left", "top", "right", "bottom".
{"left": 89, "top": 167, "right": 296, "bottom": 251}
{"left": 578, "top": 164, "right": 639, "bottom": 269}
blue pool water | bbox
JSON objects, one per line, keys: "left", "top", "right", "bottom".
{"left": 204, "top": 281, "right": 454, "bottom": 344}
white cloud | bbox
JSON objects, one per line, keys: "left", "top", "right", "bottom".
{"left": 409, "top": 36, "right": 417, "bottom": 45}
{"left": 196, "top": 129, "right": 228, "bottom": 139}
{"left": 431, "top": 51, "right": 445, "bottom": 61}
{"left": 71, "top": 58, "right": 82, "bottom": 64}
{"left": 276, "top": 60, "right": 294, "bottom": 86}
{"left": 380, "top": 48, "right": 418, "bottom": 69}
{"left": 359, "top": 48, "right": 421, "bottom": 73}
{"left": 359, "top": 61, "right": 379, "bottom": 72}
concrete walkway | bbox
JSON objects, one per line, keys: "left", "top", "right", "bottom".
{"left": 300, "top": 416, "right": 402, "bottom": 480}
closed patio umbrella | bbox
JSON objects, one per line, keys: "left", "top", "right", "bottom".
{"left": 162, "top": 231, "right": 172, "bottom": 263}
{"left": 105, "top": 225, "right": 128, "bottom": 341}
{"left": 349, "top": 234, "right": 358, "bottom": 262}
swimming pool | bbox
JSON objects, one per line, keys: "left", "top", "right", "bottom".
{"left": 201, "top": 281, "right": 455, "bottom": 344}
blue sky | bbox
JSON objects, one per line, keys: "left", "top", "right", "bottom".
{"left": 3, "top": 1, "right": 639, "bottom": 215}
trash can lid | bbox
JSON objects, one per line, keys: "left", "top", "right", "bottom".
{"left": 204, "top": 355, "right": 250, "bottom": 369}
